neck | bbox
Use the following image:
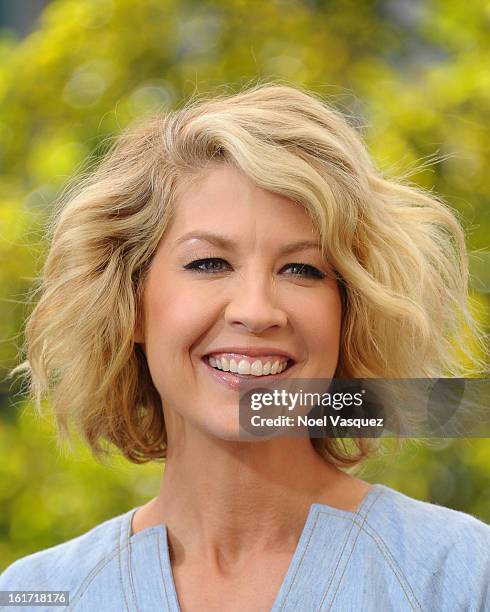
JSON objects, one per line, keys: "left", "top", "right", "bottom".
{"left": 136, "top": 425, "right": 370, "bottom": 570}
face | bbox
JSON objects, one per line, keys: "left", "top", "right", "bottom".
{"left": 138, "top": 164, "right": 342, "bottom": 441}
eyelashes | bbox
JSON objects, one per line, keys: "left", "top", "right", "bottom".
{"left": 183, "top": 257, "right": 326, "bottom": 280}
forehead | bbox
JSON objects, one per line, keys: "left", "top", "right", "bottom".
{"left": 167, "top": 164, "right": 320, "bottom": 246}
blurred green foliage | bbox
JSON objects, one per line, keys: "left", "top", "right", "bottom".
{"left": 1, "top": 0, "right": 489, "bottom": 568}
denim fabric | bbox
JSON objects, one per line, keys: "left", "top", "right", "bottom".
{"left": 1, "top": 483, "right": 489, "bottom": 611}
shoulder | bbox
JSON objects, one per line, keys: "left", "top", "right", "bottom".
{"left": 360, "top": 484, "right": 490, "bottom": 607}
{"left": 366, "top": 483, "right": 490, "bottom": 549}
{"left": 0, "top": 507, "right": 136, "bottom": 594}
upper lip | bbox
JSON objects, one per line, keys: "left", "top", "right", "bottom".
{"left": 204, "top": 347, "right": 296, "bottom": 361}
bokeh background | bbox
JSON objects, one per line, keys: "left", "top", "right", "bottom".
{"left": 0, "top": 0, "right": 489, "bottom": 568}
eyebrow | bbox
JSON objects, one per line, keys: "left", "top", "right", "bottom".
{"left": 175, "top": 231, "right": 322, "bottom": 255}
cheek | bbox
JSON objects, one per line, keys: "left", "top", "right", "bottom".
{"left": 301, "top": 289, "right": 342, "bottom": 360}
{"left": 143, "top": 278, "right": 214, "bottom": 372}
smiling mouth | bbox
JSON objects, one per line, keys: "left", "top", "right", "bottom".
{"left": 203, "top": 355, "right": 296, "bottom": 377}
{"left": 201, "top": 356, "right": 297, "bottom": 391}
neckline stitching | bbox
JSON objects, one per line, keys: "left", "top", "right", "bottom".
{"left": 156, "top": 530, "right": 173, "bottom": 610}
{"left": 307, "top": 494, "right": 421, "bottom": 611}
{"left": 320, "top": 487, "right": 384, "bottom": 611}
{"left": 276, "top": 504, "right": 320, "bottom": 611}
{"left": 353, "top": 518, "right": 423, "bottom": 611}
{"left": 123, "top": 485, "right": 385, "bottom": 611}
{"left": 316, "top": 509, "right": 364, "bottom": 609}
{"left": 278, "top": 484, "right": 383, "bottom": 611}
{"left": 309, "top": 483, "right": 384, "bottom": 518}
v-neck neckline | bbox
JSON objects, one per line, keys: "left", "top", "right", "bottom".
{"left": 123, "top": 483, "right": 384, "bottom": 612}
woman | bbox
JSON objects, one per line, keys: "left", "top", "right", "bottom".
{"left": 1, "top": 83, "right": 489, "bottom": 611}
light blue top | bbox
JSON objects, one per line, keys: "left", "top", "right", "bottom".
{"left": 1, "top": 483, "right": 489, "bottom": 611}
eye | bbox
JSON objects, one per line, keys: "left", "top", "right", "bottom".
{"left": 282, "top": 263, "right": 326, "bottom": 279}
{"left": 183, "top": 258, "right": 326, "bottom": 279}
{"left": 183, "top": 258, "right": 231, "bottom": 273}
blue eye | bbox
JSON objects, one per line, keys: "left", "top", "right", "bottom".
{"left": 184, "top": 258, "right": 325, "bottom": 279}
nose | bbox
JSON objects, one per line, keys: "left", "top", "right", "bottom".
{"left": 224, "top": 271, "right": 288, "bottom": 334}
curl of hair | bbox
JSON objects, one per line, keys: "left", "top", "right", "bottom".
{"left": 12, "top": 82, "right": 485, "bottom": 467}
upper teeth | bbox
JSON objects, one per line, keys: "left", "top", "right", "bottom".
{"left": 208, "top": 355, "right": 289, "bottom": 376}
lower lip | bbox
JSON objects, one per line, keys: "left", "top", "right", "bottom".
{"left": 202, "top": 358, "right": 295, "bottom": 391}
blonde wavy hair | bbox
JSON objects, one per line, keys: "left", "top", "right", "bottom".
{"left": 13, "top": 82, "right": 483, "bottom": 467}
